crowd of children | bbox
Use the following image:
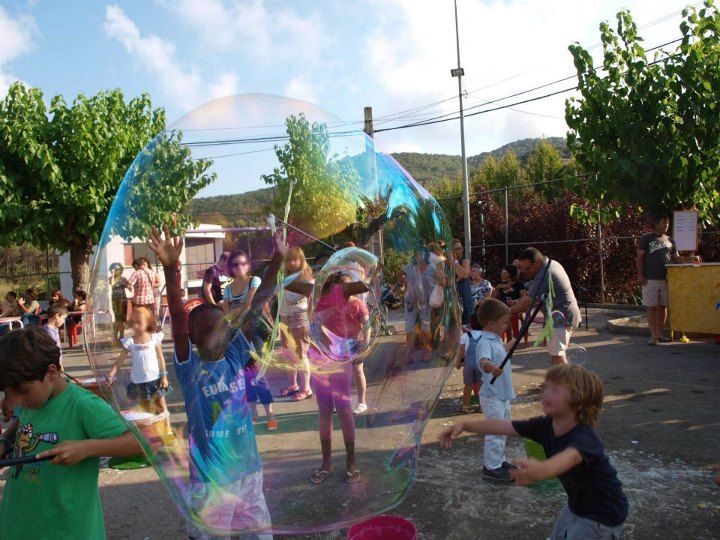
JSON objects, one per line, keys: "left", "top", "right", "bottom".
{"left": 0, "top": 228, "right": 637, "bottom": 540}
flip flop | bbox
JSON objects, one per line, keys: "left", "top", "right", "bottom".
{"left": 279, "top": 386, "right": 300, "bottom": 397}
{"left": 310, "top": 468, "right": 332, "bottom": 484}
{"left": 345, "top": 469, "right": 361, "bottom": 484}
{"left": 291, "top": 390, "right": 313, "bottom": 401}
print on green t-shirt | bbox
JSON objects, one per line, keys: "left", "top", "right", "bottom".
{"left": 1, "top": 383, "right": 127, "bottom": 540}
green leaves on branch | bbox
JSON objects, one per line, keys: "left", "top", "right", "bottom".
{"left": 261, "top": 113, "right": 360, "bottom": 240}
{"left": 106, "top": 130, "right": 216, "bottom": 243}
{"left": 0, "top": 82, "right": 214, "bottom": 290}
{"left": 566, "top": 1, "right": 720, "bottom": 224}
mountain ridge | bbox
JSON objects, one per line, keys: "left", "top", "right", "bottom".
{"left": 189, "top": 136, "right": 569, "bottom": 223}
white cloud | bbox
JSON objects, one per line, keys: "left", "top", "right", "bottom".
{"left": 102, "top": 4, "right": 239, "bottom": 110}
{"left": 163, "top": 0, "right": 329, "bottom": 66}
{"left": 363, "top": 0, "right": 689, "bottom": 155}
{"left": 283, "top": 76, "right": 318, "bottom": 103}
{"left": 0, "top": 6, "right": 36, "bottom": 96}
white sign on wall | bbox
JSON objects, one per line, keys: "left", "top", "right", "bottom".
{"left": 673, "top": 210, "right": 699, "bottom": 252}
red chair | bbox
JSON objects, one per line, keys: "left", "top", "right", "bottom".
{"left": 503, "top": 313, "right": 529, "bottom": 348}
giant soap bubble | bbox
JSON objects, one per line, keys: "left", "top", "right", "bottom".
{"left": 86, "top": 95, "right": 461, "bottom": 536}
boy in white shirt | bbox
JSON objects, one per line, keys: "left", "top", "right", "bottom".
{"left": 475, "top": 298, "right": 516, "bottom": 483}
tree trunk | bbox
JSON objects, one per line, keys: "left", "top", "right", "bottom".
{"left": 69, "top": 239, "right": 93, "bottom": 293}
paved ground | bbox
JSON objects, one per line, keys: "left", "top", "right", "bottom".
{"left": 2, "top": 307, "right": 719, "bottom": 539}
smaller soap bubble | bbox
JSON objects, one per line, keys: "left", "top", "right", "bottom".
{"left": 566, "top": 344, "right": 587, "bottom": 366}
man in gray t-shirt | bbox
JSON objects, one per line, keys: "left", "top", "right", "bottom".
{"left": 511, "top": 248, "right": 581, "bottom": 366}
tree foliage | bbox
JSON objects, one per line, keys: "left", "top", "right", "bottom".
{"left": 0, "top": 83, "right": 214, "bottom": 290}
{"left": 261, "top": 114, "right": 361, "bottom": 241}
{"left": 566, "top": 1, "right": 720, "bottom": 224}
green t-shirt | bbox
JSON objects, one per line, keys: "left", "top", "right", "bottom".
{"left": 1, "top": 383, "right": 128, "bottom": 540}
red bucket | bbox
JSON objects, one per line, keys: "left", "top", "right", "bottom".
{"left": 348, "top": 516, "right": 417, "bottom": 540}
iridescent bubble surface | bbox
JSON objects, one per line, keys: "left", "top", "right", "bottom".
{"left": 87, "top": 95, "right": 460, "bottom": 536}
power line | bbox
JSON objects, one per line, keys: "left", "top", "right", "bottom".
{"left": 176, "top": 35, "right": 684, "bottom": 148}
{"left": 374, "top": 38, "right": 684, "bottom": 134}
{"left": 168, "top": 8, "right": 695, "bottom": 137}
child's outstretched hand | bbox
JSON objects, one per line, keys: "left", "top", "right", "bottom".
{"left": 146, "top": 225, "right": 183, "bottom": 267}
{"left": 272, "top": 228, "right": 288, "bottom": 257}
{"left": 509, "top": 457, "right": 542, "bottom": 486}
{"left": 438, "top": 422, "right": 465, "bottom": 449}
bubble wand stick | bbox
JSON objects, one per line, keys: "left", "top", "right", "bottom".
{"left": 0, "top": 454, "right": 53, "bottom": 467}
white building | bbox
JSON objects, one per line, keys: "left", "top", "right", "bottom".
{"left": 59, "top": 224, "right": 227, "bottom": 300}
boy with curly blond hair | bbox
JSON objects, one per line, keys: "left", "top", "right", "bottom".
{"left": 440, "top": 364, "right": 628, "bottom": 539}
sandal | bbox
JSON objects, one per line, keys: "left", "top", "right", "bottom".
{"left": 310, "top": 468, "right": 332, "bottom": 484}
{"left": 291, "top": 390, "right": 313, "bottom": 401}
{"left": 345, "top": 469, "right": 361, "bottom": 484}
{"left": 279, "top": 385, "right": 300, "bottom": 397}
{"left": 460, "top": 405, "right": 473, "bottom": 414}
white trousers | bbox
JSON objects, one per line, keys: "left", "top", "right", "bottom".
{"left": 479, "top": 395, "right": 511, "bottom": 470}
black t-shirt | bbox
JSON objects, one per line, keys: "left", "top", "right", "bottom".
{"left": 638, "top": 233, "right": 677, "bottom": 280}
{"left": 512, "top": 416, "right": 628, "bottom": 527}
{"left": 200, "top": 266, "right": 223, "bottom": 303}
{"left": 497, "top": 281, "right": 525, "bottom": 304}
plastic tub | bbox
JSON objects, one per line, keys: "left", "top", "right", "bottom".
{"left": 348, "top": 516, "right": 416, "bottom": 540}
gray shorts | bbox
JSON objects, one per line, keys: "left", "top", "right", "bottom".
{"left": 404, "top": 303, "right": 430, "bottom": 333}
{"left": 550, "top": 505, "right": 623, "bottom": 540}
{"left": 642, "top": 279, "right": 668, "bottom": 307}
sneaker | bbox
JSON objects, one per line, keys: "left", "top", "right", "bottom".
{"left": 658, "top": 337, "right": 672, "bottom": 343}
{"left": 483, "top": 466, "right": 513, "bottom": 484}
{"left": 501, "top": 461, "right": 518, "bottom": 470}
{"left": 353, "top": 403, "right": 368, "bottom": 415}
{"left": 647, "top": 338, "right": 658, "bottom": 346}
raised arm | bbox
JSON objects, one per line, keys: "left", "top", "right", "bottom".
{"left": 248, "top": 229, "right": 288, "bottom": 312}
{"left": 146, "top": 225, "right": 189, "bottom": 362}
{"left": 454, "top": 258, "right": 470, "bottom": 280}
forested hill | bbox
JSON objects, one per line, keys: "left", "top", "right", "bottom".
{"left": 189, "top": 136, "right": 568, "bottom": 222}
{"left": 393, "top": 136, "right": 568, "bottom": 186}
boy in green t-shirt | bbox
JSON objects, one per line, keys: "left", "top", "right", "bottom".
{"left": 0, "top": 327, "right": 141, "bottom": 540}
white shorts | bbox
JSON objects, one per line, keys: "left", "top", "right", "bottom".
{"left": 187, "top": 470, "right": 272, "bottom": 539}
{"left": 548, "top": 327, "right": 572, "bottom": 356}
{"left": 642, "top": 279, "right": 668, "bottom": 307}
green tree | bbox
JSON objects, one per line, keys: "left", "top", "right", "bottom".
{"left": 0, "top": 83, "right": 214, "bottom": 291}
{"left": 527, "top": 139, "right": 567, "bottom": 198}
{"left": 470, "top": 150, "right": 529, "bottom": 205}
{"left": 261, "top": 113, "right": 361, "bottom": 241}
{"left": 431, "top": 177, "right": 463, "bottom": 234}
{"left": 566, "top": 1, "right": 720, "bottom": 223}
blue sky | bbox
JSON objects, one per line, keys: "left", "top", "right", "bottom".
{"left": 1, "top": 0, "right": 696, "bottom": 192}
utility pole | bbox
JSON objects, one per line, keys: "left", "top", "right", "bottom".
{"left": 452, "top": 0, "right": 471, "bottom": 260}
{"left": 364, "top": 106, "right": 383, "bottom": 262}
